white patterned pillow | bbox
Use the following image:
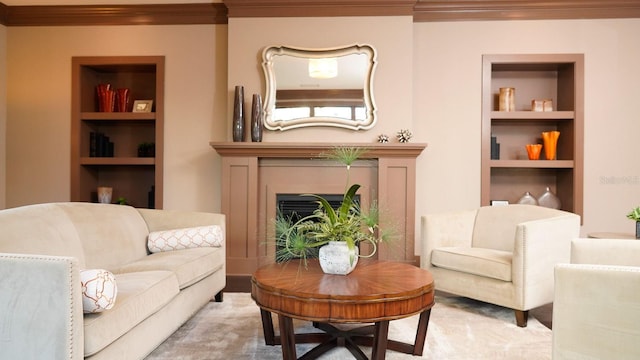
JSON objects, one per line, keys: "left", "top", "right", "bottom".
{"left": 80, "top": 269, "right": 117, "bottom": 313}
{"left": 147, "top": 225, "right": 224, "bottom": 253}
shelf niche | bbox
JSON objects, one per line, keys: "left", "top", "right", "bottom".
{"left": 71, "top": 56, "right": 164, "bottom": 209}
{"left": 481, "top": 54, "right": 583, "bottom": 218}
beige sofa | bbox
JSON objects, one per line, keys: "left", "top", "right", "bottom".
{"left": 421, "top": 204, "right": 581, "bottom": 327}
{"left": 0, "top": 202, "right": 226, "bottom": 359}
{"left": 553, "top": 238, "right": 640, "bottom": 359}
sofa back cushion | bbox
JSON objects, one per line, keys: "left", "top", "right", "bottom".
{"left": 57, "top": 203, "right": 150, "bottom": 270}
{"left": 472, "top": 204, "right": 568, "bottom": 252}
{"left": 0, "top": 203, "right": 87, "bottom": 267}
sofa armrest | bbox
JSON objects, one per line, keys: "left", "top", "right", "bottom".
{"left": 137, "top": 208, "right": 226, "bottom": 244}
{"left": 0, "top": 253, "right": 83, "bottom": 360}
{"left": 420, "top": 209, "right": 477, "bottom": 270}
{"left": 553, "top": 264, "right": 640, "bottom": 359}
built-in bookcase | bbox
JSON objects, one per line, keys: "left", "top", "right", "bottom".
{"left": 70, "top": 56, "right": 164, "bottom": 208}
{"left": 481, "top": 54, "right": 583, "bottom": 218}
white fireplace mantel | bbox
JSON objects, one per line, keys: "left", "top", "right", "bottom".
{"left": 210, "top": 141, "right": 427, "bottom": 289}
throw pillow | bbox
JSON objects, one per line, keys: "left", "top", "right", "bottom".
{"left": 147, "top": 225, "right": 223, "bottom": 253}
{"left": 80, "top": 269, "right": 117, "bottom": 313}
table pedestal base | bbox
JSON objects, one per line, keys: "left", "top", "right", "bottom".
{"left": 260, "top": 309, "right": 431, "bottom": 360}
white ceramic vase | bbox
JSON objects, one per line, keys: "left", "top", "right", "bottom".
{"left": 318, "top": 241, "right": 359, "bottom": 275}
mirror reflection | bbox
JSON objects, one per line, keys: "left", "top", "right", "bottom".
{"left": 262, "top": 44, "right": 377, "bottom": 130}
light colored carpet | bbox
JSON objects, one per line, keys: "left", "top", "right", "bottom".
{"left": 146, "top": 292, "right": 551, "bottom": 360}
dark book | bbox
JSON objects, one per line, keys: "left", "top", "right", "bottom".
{"left": 90, "top": 132, "right": 97, "bottom": 157}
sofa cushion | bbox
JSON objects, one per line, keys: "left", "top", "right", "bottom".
{"left": 115, "top": 247, "right": 224, "bottom": 289}
{"left": 82, "top": 270, "right": 179, "bottom": 356}
{"left": 147, "top": 225, "right": 223, "bottom": 253}
{"left": 57, "top": 203, "right": 151, "bottom": 270}
{"left": 431, "top": 247, "right": 512, "bottom": 282}
{"left": 81, "top": 269, "right": 117, "bottom": 313}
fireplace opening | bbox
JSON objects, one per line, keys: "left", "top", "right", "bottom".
{"left": 275, "top": 193, "right": 361, "bottom": 262}
{"left": 276, "top": 193, "right": 360, "bottom": 223}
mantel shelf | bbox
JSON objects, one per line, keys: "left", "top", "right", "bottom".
{"left": 209, "top": 142, "right": 427, "bottom": 158}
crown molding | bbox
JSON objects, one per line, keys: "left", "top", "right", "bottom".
{"left": 414, "top": 0, "right": 640, "bottom": 22}
{"left": 1, "top": 3, "right": 227, "bottom": 26}
{"left": 0, "top": 0, "right": 638, "bottom": 26}
{"left": 223, "top": 0, "right": 416, "bottom": 17}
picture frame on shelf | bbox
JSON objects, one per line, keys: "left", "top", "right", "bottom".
{"left": 132, "top": 100, "right": 153, "bottom": 113}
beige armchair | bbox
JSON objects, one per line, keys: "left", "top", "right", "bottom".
{"left": 553, "top": 238, "right": 640, "bottom": 359}
{"left": 420, "top": 204, "right": 581, "bottom": 327}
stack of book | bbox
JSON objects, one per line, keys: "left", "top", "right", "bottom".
{"left": 90, "top": 132, "right": 114, "bottom": 157}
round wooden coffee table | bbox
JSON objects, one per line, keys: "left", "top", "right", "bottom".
{"left": 251, "top": 259, "right": 434, "bottom": 360}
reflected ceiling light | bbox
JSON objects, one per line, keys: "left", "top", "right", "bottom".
{"left": 308, "top": 58, "right": 338, "bottom": 79}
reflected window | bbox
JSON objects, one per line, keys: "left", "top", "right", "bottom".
{"left": 273, "top": 107, "right": 311, "bottom": 121}
{"left": 314, "top": 107, "right": 352, "bottom": 119}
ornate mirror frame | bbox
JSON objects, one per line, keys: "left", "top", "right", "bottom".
{"left": 262, "top": 44, "right": 377, "bottom": 131}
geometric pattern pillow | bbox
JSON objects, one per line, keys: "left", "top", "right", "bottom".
{"left": 147, "top": 225, "right": 224, "bottom": 253}
{"left": 80, "top": 269, "right": 117, "bottom": 313}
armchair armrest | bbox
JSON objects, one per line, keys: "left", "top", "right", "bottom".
{"left": 420, "top": 209, "right": 477, "bottom": 270}
{"left": 553, "top": 264, "right": 640, "bottom": 359}
{"left": 137, "top": 208, "right": 226, "bottom": 245}
{"left": 571, "top": 238, "right": 640, "bottom": 266}
{"left": 511, "top": 214, "right": 579, "bottom": 305}
{"left": 0, "top": 253, "right": 83, "bottom": 360}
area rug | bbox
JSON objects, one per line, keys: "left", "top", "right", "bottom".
{"left": 145, "top": 292, "right": 551, "bottom": 359}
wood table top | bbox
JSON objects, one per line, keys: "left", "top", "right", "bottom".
{"left": 251, "top": 259, "right": 434, "bottom": 323}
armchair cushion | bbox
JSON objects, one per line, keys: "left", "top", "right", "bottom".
{"left": 432, "top": 247, "right": 512, "bottom": 281}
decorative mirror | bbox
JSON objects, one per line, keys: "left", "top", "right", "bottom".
{"left": 262, "top": 44, "right": 377, "bottom": 131}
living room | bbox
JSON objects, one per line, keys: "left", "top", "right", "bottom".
{"left": 1, "top": 0, "right": 640, "bottom": 359}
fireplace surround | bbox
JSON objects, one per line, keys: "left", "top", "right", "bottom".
{"left": 211, "top": 142, "right": 426, "bottom": 290}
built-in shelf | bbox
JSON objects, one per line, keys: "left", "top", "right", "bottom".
{"left": 481, "top": 54, "right": 583, "bottom": 217}
{"left": 489, "top": 160, "right": 574, "bottom": 168}
{"left": 490, "top": 111, "right": 574, "bottom": 120}
{"left": 71, "top": 56, "right": 164, "bottom": 208}
{"left": 80, "top": 157, "right": 155, "bottom": 165}
{"left": 80, "top": 112, "right": 156, "bottom": 121}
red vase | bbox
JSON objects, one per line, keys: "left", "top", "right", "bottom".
{"left": 115, "top": 88, "right": 130, "bottom": 112}
{"left": 96, "top": 83, "right": 111, "bottom": 112}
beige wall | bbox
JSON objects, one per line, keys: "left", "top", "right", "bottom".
{"left": 0, "top": 25, "right": 6, "bottom": 209}
{"left": 3, "top": 16, "right": 640, "bottom": 250}
{"left": 6, "top": 24, "right": 228, "bottom": 212}
{"left": 227, "top": 16, "right": 415, "bottom": 143}
{"left": 414, "top": 19, "right": 640, "bottom": 237}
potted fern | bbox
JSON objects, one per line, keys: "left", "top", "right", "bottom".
{"left": 627, "top": 206, "right": 640, "bottom": 239}
{"left": 274, "top": 146, "right": 394, "bottom": 275}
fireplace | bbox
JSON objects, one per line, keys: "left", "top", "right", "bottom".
{"left": 211, "top": 142, "right": 426, "bottom": 291}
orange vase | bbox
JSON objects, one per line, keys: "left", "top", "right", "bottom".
{"left": 525, "top": 144, "right": 542, "bottom": 160}
{"left": 541, "top": 131, "right": 560, "bottom": 160}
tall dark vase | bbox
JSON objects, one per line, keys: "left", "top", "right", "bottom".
{"left": 232, "top": 85, "right": 245, "bottom": 142}
{"left": 251, "top": 94, "right": 263, "bottom": 142}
